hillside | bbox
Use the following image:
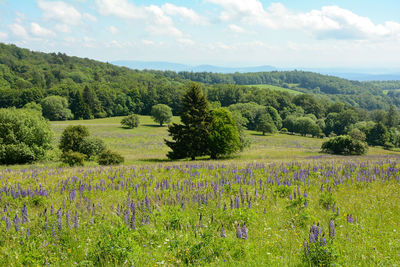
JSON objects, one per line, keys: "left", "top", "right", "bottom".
{"left": 0, "top": 42, "right": 398, "bottom": 114}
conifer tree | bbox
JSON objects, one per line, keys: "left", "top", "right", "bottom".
{"left": 165, "top": 83, "right": 210, "bottom": 160}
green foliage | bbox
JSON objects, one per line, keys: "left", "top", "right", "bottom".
{"left": 41, "top": 95, "right": 73, "bottom": 121}
{"left": 0, "top": 108, "right": 53, "bottom": 164}
{"left": 166, "top": 83, "right": 210, "bottom": 160}
{"left": 303, "top": 239, "right": 338, "bottom": 266}
{"left": 321, "top": 135, "right": 368, "bottom": 155}
{"left": 78, "top": 136, "right": 106, "bottom": 159}
{"left": 59, "top": 125, "right": 90, "bottom": 153}
{"left": 60, "top": 150, "right": 85, "bottom": 166}
{"left": 121, "top": 114, "right": 140, "bottom": 129}
{"left": 366, "top": 122, "right": 390, "bottom": 147}
{"left": 97, "top": 149, "right": 124, "bottom": 165}
{"left": 23, "top": 102, "right": 42, "bottom": 113}
{"left": 208, "top": 108, "right": 241, "bottom": 159}
{"left": 151, "top": 104, "right": 172, "bottom": 126}
{"left": 255, "top": 113, "right": 277, "bottom": 135}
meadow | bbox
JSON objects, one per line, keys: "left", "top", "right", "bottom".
{"left": 0, "top": 116, "right": 399, "bottom": 266}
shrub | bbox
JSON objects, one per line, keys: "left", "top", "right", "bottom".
{"left": 121, "top": 114, "right": 139, "bottom": 129}
{"left": 79, "top": 136, "right": 106, "bottom": 159}
{"left": 0, "top": 108, "right": 53, "bottom": 164}
{"left": 59, "top": 125, "right": 90, "bottom": 153}
{"left": 321, "top": 135, "right": 368, "bottom": 155}
{"left": 60, "top": 150, "right": 85, "bottom": 166}
{"left": 280, "top": 128, "right": 288, "bottom": 134}
{"left": 97, "top": 150, "right": 124, "bottom": 165}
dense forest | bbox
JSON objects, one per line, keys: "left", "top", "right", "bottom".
{"left": 1, "top": 42, "right": 400, "bottom": 148}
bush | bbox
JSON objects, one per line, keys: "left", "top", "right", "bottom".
{"left": 79, "top": 136, "right": 106, "bottom": 159}
{"left": 121, "top": 114, "right": 139, "bottom": 129}
{"left": 59, "top": 125, "right": 90, "bottom": 153}
{"left": 0, "top": 108, "right": 53, "bottom": 164}
{"left": 280, "top": 128, "right": 288, "bottom": 134}
{"left": 321, "top": 135, "right": 368, "bottom": 155}
{"left": 60, "top": 150, "right": 85, "bottom": 166}
{"left": 97, "top": 150, "right": 124, "bottom": 165}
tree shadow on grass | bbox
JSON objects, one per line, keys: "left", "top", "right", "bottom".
{"left": 138, "top": 158, "right": 172, "bottom": 163}
{"left": 141, "top": 124, "right": 166, "bottom": 128}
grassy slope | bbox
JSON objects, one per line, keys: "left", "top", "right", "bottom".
{"left": 48, "top": 116, "right": 397, "bottom": 166}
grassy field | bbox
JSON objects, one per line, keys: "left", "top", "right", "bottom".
{"left": 247, "top": 84, "right": 303, "bottom": 95}
{"left": 0, "top": 116, "right": 399, "bottom": 266}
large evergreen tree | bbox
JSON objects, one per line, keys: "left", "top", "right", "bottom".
{"left": 165, "top": 83, "right": 210, "bottom": 160}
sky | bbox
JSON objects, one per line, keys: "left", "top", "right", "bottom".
{"left": 0, "top": 0, "right": 400, "bottom": 70}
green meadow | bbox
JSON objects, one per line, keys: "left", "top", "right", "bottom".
{"left": 0, "top": 116, "right": 399, "bottom": 266}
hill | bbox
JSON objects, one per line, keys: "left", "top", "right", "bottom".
{"left": 0, "top": 42, "right": 399, "bottom": 115}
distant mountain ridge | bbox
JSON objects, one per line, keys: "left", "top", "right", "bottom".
{"left": 111, "top": 60, "right": 277, "bottom": 74}
{"left": 112, "top": 60, "right": 400, "bottom": 81}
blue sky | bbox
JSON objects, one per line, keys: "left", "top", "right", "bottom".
{"left": 1, "top": 0, "right": 400, "bottom": 69}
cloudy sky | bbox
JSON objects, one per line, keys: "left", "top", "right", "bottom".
{"left": 1, "top": 0, "right": 400, "bottom": 69}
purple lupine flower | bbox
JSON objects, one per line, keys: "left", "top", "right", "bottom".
{"left": 303, "top": 190, "right": 308, "bottom": 198}
{"left": 303, "top": 238, "right": 309, "bottom": 256}
{"left": 57, "top": 211, "right": 62, "bottom": 231}
{"left": 44, "top": 220, "right": 49, "bottom": 231}
{"left": 130, "top": 213, "right": 135, "bottom": 230}
{"left": 6, "top": 217, "right": 11, "bottom": 231}
{"left": 220, "top": 224, "right": 226, "bottom": 238}
{"left": 13, "top": 214, "right": 20, "bottom": 232}
{"left": 235, "top": 196, "right": 240, "bottom": 209}
{"left": 241, "top": 223, "right": 248, "bottom": 240}
{"left": 230, "top": 197, "right": 233, "bottom": 209}
{"left": 21, "top": 203, "right": 28, "bottom": 223}
{"left": 73, "top": 212, "right": 79, "bottom": 229}
{"left": 304, "top": 199, "right": 308, "bottom": 208}
{"left": 320, "top": 235, "right": 327, "bottom": 247}
{"left": 236, "top": 224, "right": 242, "bottom": 239}
{"left": 66, "top": 211, "right": 71, "bottom": 228}
{"left": 336, "top": 208, "right": 340, "bottom": 216}
{"left": 309, "top": 231, "right": 315, "bottom": 243}
{"left": 329, "top": 218, "right": 335, "bottom": 238}
{"left": 26, "top": 228, "right": 30, "bottom": 240}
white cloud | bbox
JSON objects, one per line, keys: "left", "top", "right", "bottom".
{"left": 83, "top": 36, "right": 96, "bottom": 47}
{"left": 96, "top": 0, "right": 183, "bottom": 37}
{"left": 162, "top": 3, "right": 208, "bottom": 25}
{"left": 9, "top": 23, "right": 29, "bottom": 39}
{"left": 107, "top": 26, "right": 118, "bottom": 34}
{"left": 37, "top": 0, "right": 82, "bottom": 25}
{"left": 142, "top": 39, "right": 155, "bottom": 45}
{"left": 83, "top": 13, "right": 97, "bottom": 22}
{"left": 0, "top": 32, "right": 8, "bottom": 40}
{"left": 178, "top": 38, "right": 195, "bottom": 46}
{"left": 206, "top": 1, "right": 400, "bottom": 40}
{"left": 229, "top": 24, "right": 245, "bottom": 33}
{"left": 54, "top": 24, "right": 71, "bottom": 33}
{"left": 30, "top": 22, "right": 55, "bottom": 37}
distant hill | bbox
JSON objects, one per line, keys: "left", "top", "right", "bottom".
{"left": 112, "top": 60, "right": 400, "bottom": 81}
{"left": 112, "top": 60, "right": 277, "bottom": 73}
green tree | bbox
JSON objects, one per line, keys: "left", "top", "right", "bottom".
{"left": 121, "top": 114, "right": 140, "bottom": 129}
{"left": 151, "top": 104, "right": 172, "bottom": 126}
{"left": 367, "top": 122, "right": 390, "bottom": 146}
{"left": 255, "top": 113, "right": 277, "bottom": 135}
{"left": 387, "top": 105, "right": 399, "bottom": 128}
{"left": 59, "top": 125, "right": 90, "bottom": 153}
{"left": 208, "top": 108, "right": 241, "bottom": 159}
{"left": 0, "top": 108, "right": 53, "bottom": 164}
{"left": 41, "top": 95, "right": 73, "bottom": 121}
{"left": 165, "top": 83, "right": 210, "bottom": 160}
